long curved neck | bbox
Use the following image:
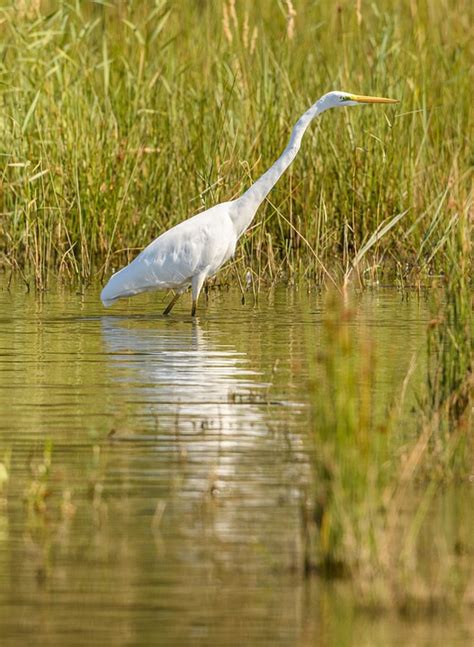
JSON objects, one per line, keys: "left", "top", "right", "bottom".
{"left": 231, "top": 96, "right": 331, "bottom": 237}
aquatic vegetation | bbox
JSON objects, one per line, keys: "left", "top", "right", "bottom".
{"left": 305, "top": 293, "right": 387, "bottom": 581}
{"left": 426, "top": 214, "right": 472, "bottom": 430}
{"left": 305, "top": 271, "right": 472, "bottom": 610}
{"left": 24, "top": 439, "right": 54, "bottom": 517}
{"left": 0, "top": 0, "right": 471, "bottom": 287}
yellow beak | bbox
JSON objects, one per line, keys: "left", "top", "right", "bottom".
{"left": 351, "top": 94, "right": 398, "bottom": 104}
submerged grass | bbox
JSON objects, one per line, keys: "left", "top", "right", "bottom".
{"left": 304, "top": 215, "right": 472, "bottom": 610}
{"left": 0, "top": 0, "right": 471, "bottom": 287}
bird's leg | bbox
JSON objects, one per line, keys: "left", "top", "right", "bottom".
{"left": 163, "top": 291, "right": 182, "bottom": 316}
{"left": 191, "top": 272, "right": 207, "bottom": 317}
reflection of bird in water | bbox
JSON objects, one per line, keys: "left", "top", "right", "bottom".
{"left": 101, "top": 316, "right": 266, "bottom": 442}
{"left": 101, "top": 91, "right": 397, "bottom": 315}
{"left": 101, "top": 316, "right": 308, "bottom": 565}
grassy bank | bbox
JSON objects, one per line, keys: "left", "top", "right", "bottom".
{"left": 0, "top": 0, "right": 471, "bottom": 286}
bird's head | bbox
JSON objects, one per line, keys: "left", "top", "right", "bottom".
{"left": 321, "top": 91, "right": 399, "bottom": 108}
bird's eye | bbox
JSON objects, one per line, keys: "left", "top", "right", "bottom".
{"left": 340, "top": 96, "right": 351, "bottom": 102}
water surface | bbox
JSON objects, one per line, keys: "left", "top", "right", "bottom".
{"left": 0, "top": 282, "right": 471, "bottom": 646}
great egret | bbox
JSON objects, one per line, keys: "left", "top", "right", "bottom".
{"left": 101, "top": 91, "right": 397, "bottom": 315}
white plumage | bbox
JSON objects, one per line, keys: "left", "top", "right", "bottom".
{"left": 101, "top": 202, "right": 237, "bottom": 313}
{"left": 101, "top": 91, "right": 397, "bottom": 316}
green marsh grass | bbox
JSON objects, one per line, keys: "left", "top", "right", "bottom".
{"left": 426, "top": 213, "right": 472, "bottom": 429}
{"left": 305, "top": 258, "right": 472, "bottom": 610}
{"left": 0, "top": 0, "right": 471, "bottom": 286}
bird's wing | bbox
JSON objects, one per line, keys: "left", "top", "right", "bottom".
{"left": 134, "top": 203, "right": 236, "bottom": 287}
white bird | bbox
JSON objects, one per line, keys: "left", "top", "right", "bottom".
{"left": 101, "top": 91, "right": 397, "bottom": 316}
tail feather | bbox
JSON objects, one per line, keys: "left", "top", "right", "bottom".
{"left": 100, "top": 264, "right": 136, "bottom": 306}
